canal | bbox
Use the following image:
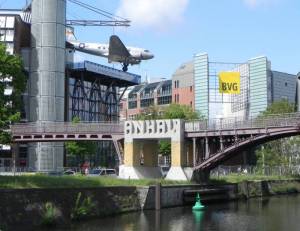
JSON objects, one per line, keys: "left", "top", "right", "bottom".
{"left": 59, "top": 195, "right": 300, "bottom": 231}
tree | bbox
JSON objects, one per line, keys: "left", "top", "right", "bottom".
{"left": 259, "top": 99, "right": 294, "bottom": 117}
{"left": 136, "top": 105, "right": 162, "bottom": 120}
{"left": 0, "top": 43, "right": 26, "bottom": 144}
{"left": 163, "top": 103, "right": 203, "bottom": 120}
{"left": 65, "top": 117, "right": 97, "bottom": 167}
{"left": 256, "top": 99, "right": 298, "bottom": 167}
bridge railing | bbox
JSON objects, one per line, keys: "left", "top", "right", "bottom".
{"left": 211, "top": 165, "right": 300, "bottom": 177}
{"left": 11, "top": 122, "right": 124, "bottom": 135}
{"left": 185, "top": 112, "right": 300, "bottom": 131}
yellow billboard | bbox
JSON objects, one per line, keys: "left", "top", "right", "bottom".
{"left": 219, "top": 72, "right": 240, "bottom": 94}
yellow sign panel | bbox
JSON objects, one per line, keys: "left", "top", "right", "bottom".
{"left": 219, "top": 72, "right": 240, "bottom": 94}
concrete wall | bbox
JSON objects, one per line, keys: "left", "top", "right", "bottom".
{"left": 1, "top": 181, "right": 298, "bottom": 229}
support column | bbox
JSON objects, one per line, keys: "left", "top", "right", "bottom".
{"left": 28, "top": 0, "right": 66, "bottom": 172}
{"left": 186, "top": 140, "right": 193, "bottom": 167}
{"left": 220, "top": 136, "right": 224, "bottom": 151}
{"left": 193, "top": 138, "right": 196, "bottom": 167}
{"left": 166, "top": 120, "right": 189, "bottom": 180}
{"left": 205, "top": 137, "right": 210, "bottom": 159}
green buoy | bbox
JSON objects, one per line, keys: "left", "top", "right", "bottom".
{"left": 192, "top": 193, "right": 205, "bottom": 211}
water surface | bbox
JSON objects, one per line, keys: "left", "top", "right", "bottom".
{"left": 61, "top": 195, "right": 300, "bottom": 231}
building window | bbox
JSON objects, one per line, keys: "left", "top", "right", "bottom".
{"left": 177, "top": 80, "right": 179, "bottom": 88}
{"left": 177, "top": 94, "right": 179, "bottom": 102}
{"left": 190, "top": 101, "right": 192, "bottom": 107}
{"left": 128, "top": 101, "right": 137, "bottom": 109}
{"left": 285, "top": 82, "right": 288, "bottom": 87}
{"left": 158, "top": 96, "right": 172, "bottom": 105}
{"left": 190, "top": 86, "right": 193, "bottom": 92}
{"left": 174, "top": 81, "right": 177, "bottom": 88}
{"left": 140, "top": 98, "right": 154, "bottom": 108}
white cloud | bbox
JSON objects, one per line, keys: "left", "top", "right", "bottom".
{"left": 244, "top": 0, "right": 278, "bottom": 8}
{"left": 116, "top": 0, "right": 189, "bottom": 31}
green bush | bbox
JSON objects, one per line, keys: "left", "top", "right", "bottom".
{"left": 71, "top": 192, "right": 95, "bottom": 220}
{"left": 40, "top": 202, "right": 60, "bottom": 227}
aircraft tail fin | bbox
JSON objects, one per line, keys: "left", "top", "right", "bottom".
{"left": 108, "top": 35, "right": 130, "bottom": 62}
{"left": 66, "top": 26, "right": 77, "bottom": 42}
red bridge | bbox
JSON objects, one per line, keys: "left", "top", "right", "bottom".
{"left": 11, "top": 112, "right": 300, "bottom": 172}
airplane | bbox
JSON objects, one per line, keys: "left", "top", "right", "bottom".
{"left": 66, "top": 27, "right": 154, "bottom": 72}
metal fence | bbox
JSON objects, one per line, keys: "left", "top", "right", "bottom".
{"left": 11, "top": 121, "right": 124, "bottom": 135}
{"left": 185, "top": 112, "right": 300, "bottom": 132}
{"left": 210, "top": 165, "right": 300, "bottom": 177}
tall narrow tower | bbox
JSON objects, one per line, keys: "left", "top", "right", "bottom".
{"left": 28, "top": 0, "right": 66, "bottom": 171}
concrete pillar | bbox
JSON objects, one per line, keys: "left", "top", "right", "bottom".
{"left": 170, "top": 141, "right": 185, "bottom": 167}
{"left": 186, "top": 140, "right": 193, "bottom": 167}
{"left": 220, "top": 136, "right": 224, "bottom": 150}
{"left": 28, "top": 0, "right": 66, "bottom": 172}
{"left": 193, "top": 138, "right": 196, "bottom": 167}
{"left": 166, "top": 120, "right": 189, "bottom": 180}
{"left": 205, "top": 137, "right": 210, "bottom": 159}
{"left": 123, "top": 141, "right": 140, "bottom": 167}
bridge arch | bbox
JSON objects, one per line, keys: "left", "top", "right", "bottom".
{"left": 193, "top": 127, "right": 300, "bottom": 171}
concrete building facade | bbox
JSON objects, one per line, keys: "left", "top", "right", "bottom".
{"left": 120, "top": 80, "right": 172, "bottom": 120}
{"left": 194, "top": 53, "right": 297, "bottom": 120}
{"left": 172, "top": 61, "right": 194, "bottom": 109}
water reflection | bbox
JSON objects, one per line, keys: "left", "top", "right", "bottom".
{"left": 54, "top": 195, "right": 300, "bottom": 231}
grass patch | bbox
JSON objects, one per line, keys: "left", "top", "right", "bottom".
{"left": 0, "top": 175, "right": 191, "bottom": 189}
{"left": 210, "top": 174, "right": 300, "bottom": 184}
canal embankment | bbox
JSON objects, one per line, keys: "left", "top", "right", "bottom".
{"left": 1, "top": 179, "right": 300, "bottom": 230}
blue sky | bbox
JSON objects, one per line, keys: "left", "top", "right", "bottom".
{"left": 1, "top": 0, "right": 300, "bottom": 81}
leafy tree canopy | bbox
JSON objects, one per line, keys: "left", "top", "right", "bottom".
{"left": 0, "top": 43, "right": 26, "bottom": 144}
{"left": 136, "top": 103, "right": 203, "bottom": 121}
{"left": 259, "top": 99, "right": 295, "bottom": 117}
{"left": 256, "top": 99, "right": 298, "bottom": 167}
{"left": 65, "top": 117, "right": 97, "bottom": 166}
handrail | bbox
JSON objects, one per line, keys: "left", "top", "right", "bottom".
{"left": 11, "top": 122, "right": 124, "bottom": 135}
{"left": 185, "top": 112, "right": 300, "bottom": 132}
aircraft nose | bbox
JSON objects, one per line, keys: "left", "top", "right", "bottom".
{"left": 143, "top": 52, "right": 154, "bottom": 60}
{"left": 148, "top": 53, "right": 154, "bottom": 59}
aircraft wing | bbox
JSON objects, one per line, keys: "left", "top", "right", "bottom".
{"left": 108, "top": 35, "right": 131, "bottom": 63}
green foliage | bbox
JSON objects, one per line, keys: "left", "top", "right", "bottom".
{"left": 136, "top": 105, "right": 162, "bottom": 120}
{"left": 0, "top": 175, "right": 191, "bottom": 189}
{"left": 159, "top": 140, "right": 171, "bottom": 156}
{"left": 256, "top": 99, "right": 299, "bottom": 167}
{"left": 136, "top": 103, "right": 203, "bottom": 121}
{"left": 0, "top": 43, "right": 26, "bottom": 144}
{"left": 71, "top": 192, "right": 95, "bottom": 220}
{"left": 162, "top": 103, "right": 202, "bottom": 120}
{"left": 259, "top": 99, "right": 295, "bottom": 117}
{"left": 256, "top": 145, "right": 288, "bottom": 167}
{"left": 65, "top": 117, "right": 97, "bottom": 165}
{"left": 40, "top": 202, "right": 60, "bottom": 227}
